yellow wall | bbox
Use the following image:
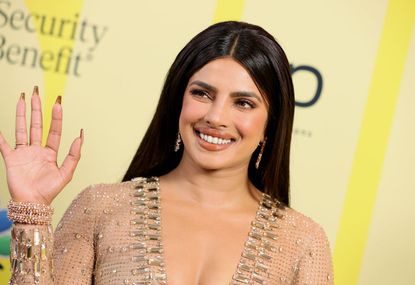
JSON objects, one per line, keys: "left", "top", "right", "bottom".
{"left": 0, "top": 0, "right": 414, "bottom": 283}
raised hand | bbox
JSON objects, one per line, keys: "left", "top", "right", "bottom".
{"left": 0, "top": 86, "right": 83, "bottom": 205}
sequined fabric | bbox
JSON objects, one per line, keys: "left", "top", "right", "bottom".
{"left": 9, "top": 177, "right": 333, "bottom": 284}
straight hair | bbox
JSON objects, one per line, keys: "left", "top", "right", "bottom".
{"left": 123, "top": 21, "right": 294, "bottom": 206}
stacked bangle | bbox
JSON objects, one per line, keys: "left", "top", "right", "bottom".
{"left": 7, "top": 200, "right": 54, "bottom": 225}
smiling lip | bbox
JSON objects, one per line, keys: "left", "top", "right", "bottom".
{"left": 194, "top": 127, "right": 236, "bottom": 151}
{"left": 194, "top": 127, "right": 236, "bottom": 140}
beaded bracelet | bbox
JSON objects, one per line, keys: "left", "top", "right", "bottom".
{"left": 7, "top": 200, "right": 54, "bottom": 225}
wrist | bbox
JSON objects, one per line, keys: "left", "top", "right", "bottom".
{"left": 7, "top": 200, "right": 54, "bottom": 225}
{"left": 10, "top": 191, "right": 52, "bottom": 206}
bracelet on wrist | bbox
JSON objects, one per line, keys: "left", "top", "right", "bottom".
{"left": 7, "top": 200, "right": 54, "bottom": 225}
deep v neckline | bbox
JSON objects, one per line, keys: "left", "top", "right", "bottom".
{"left": 130, "top": 177, "right": 281, "bottom": 285}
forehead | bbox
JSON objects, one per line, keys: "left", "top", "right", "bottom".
{"left": 187, "top": 58, "right": 261, "bottom": 95}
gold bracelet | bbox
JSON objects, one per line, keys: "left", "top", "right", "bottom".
{"left": 7, "top": 200, "right": 54, "bottom": 225}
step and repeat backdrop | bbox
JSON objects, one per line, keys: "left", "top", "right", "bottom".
{"left": 0, "top": 0, "right": 414, "bottom": 284}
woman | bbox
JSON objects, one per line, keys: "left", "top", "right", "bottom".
{"left": 0, "top": 21, "right": 333, "bottom": 284}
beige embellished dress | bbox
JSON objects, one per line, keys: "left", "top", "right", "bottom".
{"left": 9, "top": 177, "right": 333, "bottom": 284}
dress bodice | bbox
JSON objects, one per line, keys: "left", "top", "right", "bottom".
{"left": 10, "top": 177, "right": 333, "bottom": 284}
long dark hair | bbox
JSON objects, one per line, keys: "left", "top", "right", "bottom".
{"left": 123, "top": 21, "right": 294, "bottom": 206}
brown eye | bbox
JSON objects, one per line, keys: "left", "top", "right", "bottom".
{"left": 236, "top": 99, "right": 255, "bottom": 109}
{"left": 190, "top": 89, "right": 210, "bottom": 98}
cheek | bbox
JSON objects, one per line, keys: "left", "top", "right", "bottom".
{"left": 235, "top": 112, "right": 268, "bottom": 138}
{"left": 179, "top": 95, "right": 205, "bottom": 125}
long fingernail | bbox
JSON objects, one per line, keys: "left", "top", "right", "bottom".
{"left": 20, "top": 92, "right": 25, "bottom": 100}
{"left": 33, "top": 86, "right": 39, "bottom": 95}
{"left": 80, "top": 129, "right": 84, "bottom": 145}
{"left": 56, "top": 96, "right": 62, "bottom": 104}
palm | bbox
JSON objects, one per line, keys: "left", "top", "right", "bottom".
{"left": 6, "top": 146, "right": 63, "bottom": 204}
{"left": 0, "top": 87, "right": 83, "bottom": 205}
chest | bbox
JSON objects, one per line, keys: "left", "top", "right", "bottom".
{"left": 160, "top": 199, "right": 254, "bottom": 285}
{"left": 93, "top": 179, "right": 293, "bottom": 285}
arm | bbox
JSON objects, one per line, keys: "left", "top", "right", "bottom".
{"left": 9, "top": 223, "right": 54, "bottom": 284}
{"left": 293, "top": 225, "right": 334, "bottom": 285}
{"left": 0, "top": 87, "right": 84, "bottom": 284}
{"left": 9, "top": 186, "right": 97, "bottom": 285}
{"left": 53, "top": 186, "right": 96, "bottom": 284}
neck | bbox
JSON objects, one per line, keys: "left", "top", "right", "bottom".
{"left": 161, "top": 154, "right": 261, "bottom": 209}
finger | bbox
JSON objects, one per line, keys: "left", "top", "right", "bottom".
{"left": 45, "top": 96, "right": 62, "bottom": 153}
{"left": 0, "top": 131, "right": 12, "bottom": 158}
{"left": 15, "top": 92, "right": 28, "bottom": 149}
{"left": 59, "top": 130, "right": 83, "bottom": 183}
{"left": 30, "top": 86, "right": 43, "bottom": 146}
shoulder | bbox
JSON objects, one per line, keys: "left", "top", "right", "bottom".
{"left": 282, "top": 206, "right": 330, "bottom": 246}
{"left": 276, "top": 205, "right": 333, "bottom": 283}
{"left": 68, "top": 177, "right": 155, "bottom": 213}
{"left": 75, "top": 177, "right": 153, "bottom": 199}
{"left": 266, "top": 197, "right": 331, "bottom": 259}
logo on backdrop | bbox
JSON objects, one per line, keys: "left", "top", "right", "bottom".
{"left": 0, "top": 0, "right": 323, "bottom": 138}
{"left": 290, "top": 64, "right": 324, "bottom": 137}
{"left": 0, "top": 0, "right": 108, "bottom": 77}
{"left": 291, "top": 64, "right": 323, "bottom": 108}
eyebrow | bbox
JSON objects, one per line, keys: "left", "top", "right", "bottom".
{"left": 189, "top": 80, "right": 263, "bottom": 103}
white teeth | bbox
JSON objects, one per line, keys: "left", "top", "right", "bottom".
{"left": 198, "top": 132, "right": 231, "bottom": 145}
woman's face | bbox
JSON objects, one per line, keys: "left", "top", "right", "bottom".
{"left": 179, "top": 57, "right": 268, "bottom": 171}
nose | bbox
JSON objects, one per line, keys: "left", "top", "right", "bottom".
{"left": 204, "top": 99, "right": 229, "bottom": 128}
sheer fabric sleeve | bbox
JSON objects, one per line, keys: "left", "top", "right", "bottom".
{"left": 293, "top": 224, "right": 334, "bottom": 285}
{"left": 9, "top": 223, "right": 54, "bottom": 284}
{"left": 9, "top": 186, "right": 98, "bottom": 285}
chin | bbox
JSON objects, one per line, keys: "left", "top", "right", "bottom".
{"left": 193, "top": 158, "right": 229, "bottom": 171}
{"left": 190, "top": 153, "right": 248, "bottom": 172}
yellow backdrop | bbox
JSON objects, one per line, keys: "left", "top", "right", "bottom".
{"left": 0, "top": 0, "right": 414, "bottom": 284}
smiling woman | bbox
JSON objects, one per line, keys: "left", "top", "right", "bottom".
{"left": 179, "top": 58, "right": 268, "bottom": 170}
{"left": 1, "top": 21, "right": 333, "bottom": 284}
